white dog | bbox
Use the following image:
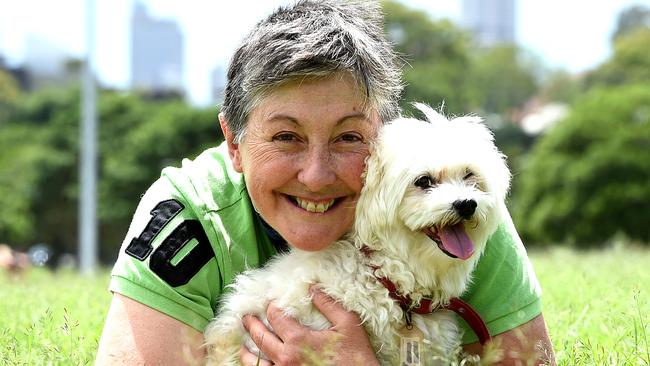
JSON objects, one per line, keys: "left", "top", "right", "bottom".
{"left": 204, "top": 104, "right": 511, "bottom": 365}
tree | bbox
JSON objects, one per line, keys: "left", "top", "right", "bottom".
{"left": 587, "top": 27, "right": 650, "bottom": 87}
{"left": 0, "top": 88, "right": 79, "bottom": 250}
{"left": 513, "top": 84, "right": 650, "bottom": 247}
{"left": 0, "top": 87, "right": 222, "bottom": 261}
{"left": 0, "top": 69, "right": 21, "bottom": 123}
{"left": 0, "top": 69, "right": 20, "bottom": 102}
{"left": 611, "top": 4, "right": 650, "bottom": 41}
{"left": 0, "top": 127, "right": 51, "bottom": 243}
{"left": 382, "top": 1, "right": 478, "bottom": 115}
{"left": 537, "top": 70, "right": 582, "bottom": 105}
{"left": 470, "top": 45, "right": 540, "bottom": 116}
{"left": 382, "top": 1, "right": 540, "bottom": 118}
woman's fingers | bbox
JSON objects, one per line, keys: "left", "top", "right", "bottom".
{"left": 240, "top": 346, "right": 273, "bottom": 366}
{"left": 309, "top": 288, "right": 380, "bottom": 366}
{"left": 263, "top": 303, "right": 312, "bottom": 364}
{"left": 242, "top": 314, "right": 284, "bottom": 358}
{"left": 310, "top": 288, "right": 361, "bottom": 329}
{"left": 265, "top": 302, "right": 308, "bottom": 343}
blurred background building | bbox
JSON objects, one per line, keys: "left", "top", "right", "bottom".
{"left": 462, "top": 0, "right": 516, "bottom": 46}
{"left": 130, "top": 2, "right": 184, "bottom": 95}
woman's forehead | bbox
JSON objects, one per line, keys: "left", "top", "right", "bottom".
{"left": 249, "top": 74, "right": 381, "bottom": 124}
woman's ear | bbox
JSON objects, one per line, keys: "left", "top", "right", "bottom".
{"left": 219, "top": 113, "right": 244, "bottom": 173}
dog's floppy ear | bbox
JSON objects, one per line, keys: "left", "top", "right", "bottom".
{"left": 354, "top": 135, "right": 410, "bottom": 247}
{"left": 355, "top": 142, "right": 387, "bottom": 246}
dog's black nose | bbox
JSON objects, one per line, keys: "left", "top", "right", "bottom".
{"left": 453, "top": 199, "right": 477, "bottom": 219}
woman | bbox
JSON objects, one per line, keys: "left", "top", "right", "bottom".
{"left": 96, "top": 1, "right": 555, "bottom": 365}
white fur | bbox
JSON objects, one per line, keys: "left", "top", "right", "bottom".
{"left": 204, "top": 104, "right": 511, "bottom": 365}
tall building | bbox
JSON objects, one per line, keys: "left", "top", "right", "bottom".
{"left": 462, "top": 0, "right": 516, "bottom": 46}
{"left": 131, "top": 2, "right": 184, "bottom": 93}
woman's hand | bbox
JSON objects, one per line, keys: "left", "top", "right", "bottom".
{"left": 240, "top": 289, "right": 379, "bottom": 366}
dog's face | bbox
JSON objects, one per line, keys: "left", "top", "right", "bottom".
{"left": 355, "top": 104, "right": 511, "bottom": 268}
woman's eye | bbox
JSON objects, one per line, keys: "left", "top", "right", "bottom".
{"left": 273, "top": 133, "right": 299, "bottom": 142}
{"left": 337, "top": 133, "right": 363, "bottom": 143}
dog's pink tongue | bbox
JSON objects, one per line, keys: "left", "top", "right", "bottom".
{"left": 438, "top": 223, "right": 474, "bottom": 260}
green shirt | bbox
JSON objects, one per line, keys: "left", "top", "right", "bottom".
{"left": 109, "top": 142, "right": 542, "bottom": 344}
{"left": 459, "top": 216, "right": 542, "bottom": 344}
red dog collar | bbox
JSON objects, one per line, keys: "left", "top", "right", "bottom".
{"left": 361, "top": 246, "right": 492, "bottom": 345}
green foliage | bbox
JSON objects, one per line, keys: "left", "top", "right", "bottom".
{"left": 402, "top": 60, "right": 479, "bottom": 115}
{"left": 470, "top": 45, "right": 540, "bottom": 115}
{"left": 538, "top": 70, "right": 583, "bottom": 104}
{"left": 0, "top": 69, "right": 22, "bottom": 124}
{"left": 0, "top": 88, "right": 222, "bottom": 258}
{"left": 0, "top": 69, "right": 20, "bottom": 105}
{"left": 587, "top": 27, "right": 650, "bottom": 87}
{"left": 383, "top": 0, "right": 478, "bottom": 115}
{"left": 513, "top": 85, "right": 650, "bottom": 246}
{"left": 0, "top": 88, "right": 79, "bottom": 246}
{"left": 0, "top": 128, "right": 50, "bottom": 242}
{"left": 382, "top": 1, "right": 539, "bottom": 118}
{"left": 517, "top": 4, "right": 650, "bottom": 247}
{"left": 383, "top": 1, "right": 469, "bottom": 62}
{"left": 492, "top": 122, "right": 536, "bottom": 197}
{"left": 611, "top": 4, "right": 650, "bottom": 42}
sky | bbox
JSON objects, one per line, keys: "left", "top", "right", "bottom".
{"left": 0, "top": 0, "right": 649, "bottom": 106}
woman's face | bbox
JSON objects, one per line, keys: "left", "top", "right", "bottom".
{"left": 221, "top": 74, "right": 381, "bottom": 251}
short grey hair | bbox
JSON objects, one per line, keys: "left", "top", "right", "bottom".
{"left": 221, "top": 0, "right": 403, "bottom": 142}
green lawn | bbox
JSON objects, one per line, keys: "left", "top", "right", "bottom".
{"left": 0, "top": 269, "right": 111, "bottom": 365}
{"left": 1, "top": 247, "right": 648, "bottom": 365}
{"left": 532, "top": 246, "right": 650, "bottom": 365}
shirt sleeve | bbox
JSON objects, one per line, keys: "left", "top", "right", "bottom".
{"left": 109, "top": 177, "right": 222, "bottom": 332}
{"left": 458, "top": 209, "right": 543, "bottom": 344}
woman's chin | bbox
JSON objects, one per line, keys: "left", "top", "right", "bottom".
{"left": 283, "top": 229, "right": 345, "bottom": 252}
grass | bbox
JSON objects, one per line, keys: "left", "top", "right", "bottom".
{"left": 532, "top": 245, "right": 650, "bottom": 365}
{"left": 0, "top": 269, "right": 111, "bottom": 365}
{"left": 0, "top": 246, "right": 648, "bottom": 365}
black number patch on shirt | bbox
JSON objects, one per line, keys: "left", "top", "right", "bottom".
{"left": 125, "top": 199, "right": 212, "bottom": 287}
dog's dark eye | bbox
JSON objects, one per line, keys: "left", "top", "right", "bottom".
{"left": 414, "top": 175, "right": 435, "bottom": 189}
{"left": 464, "top": 171, "right": 475, "bottom": 180}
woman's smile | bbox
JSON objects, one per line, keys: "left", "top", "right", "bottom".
{"left": 288, "top": 196, "right": 338, "bottom": 213}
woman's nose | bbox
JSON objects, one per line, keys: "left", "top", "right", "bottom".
{"left": 297, "top": 147, "right": 337, "bottom": 192}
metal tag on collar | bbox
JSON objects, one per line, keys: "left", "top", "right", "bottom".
{"left": 404, "top": 309, "right": 414, "bottom": 329}
{"left": 398, "top": 312, "right": 426, "bottom": 365}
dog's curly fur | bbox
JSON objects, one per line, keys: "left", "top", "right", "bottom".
{"left": 204, "top": 104, "right": 511, "bottom": 365}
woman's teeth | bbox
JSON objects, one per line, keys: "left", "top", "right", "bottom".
{"left": 294, "top": 197, "right": 336, "bottom": 213}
